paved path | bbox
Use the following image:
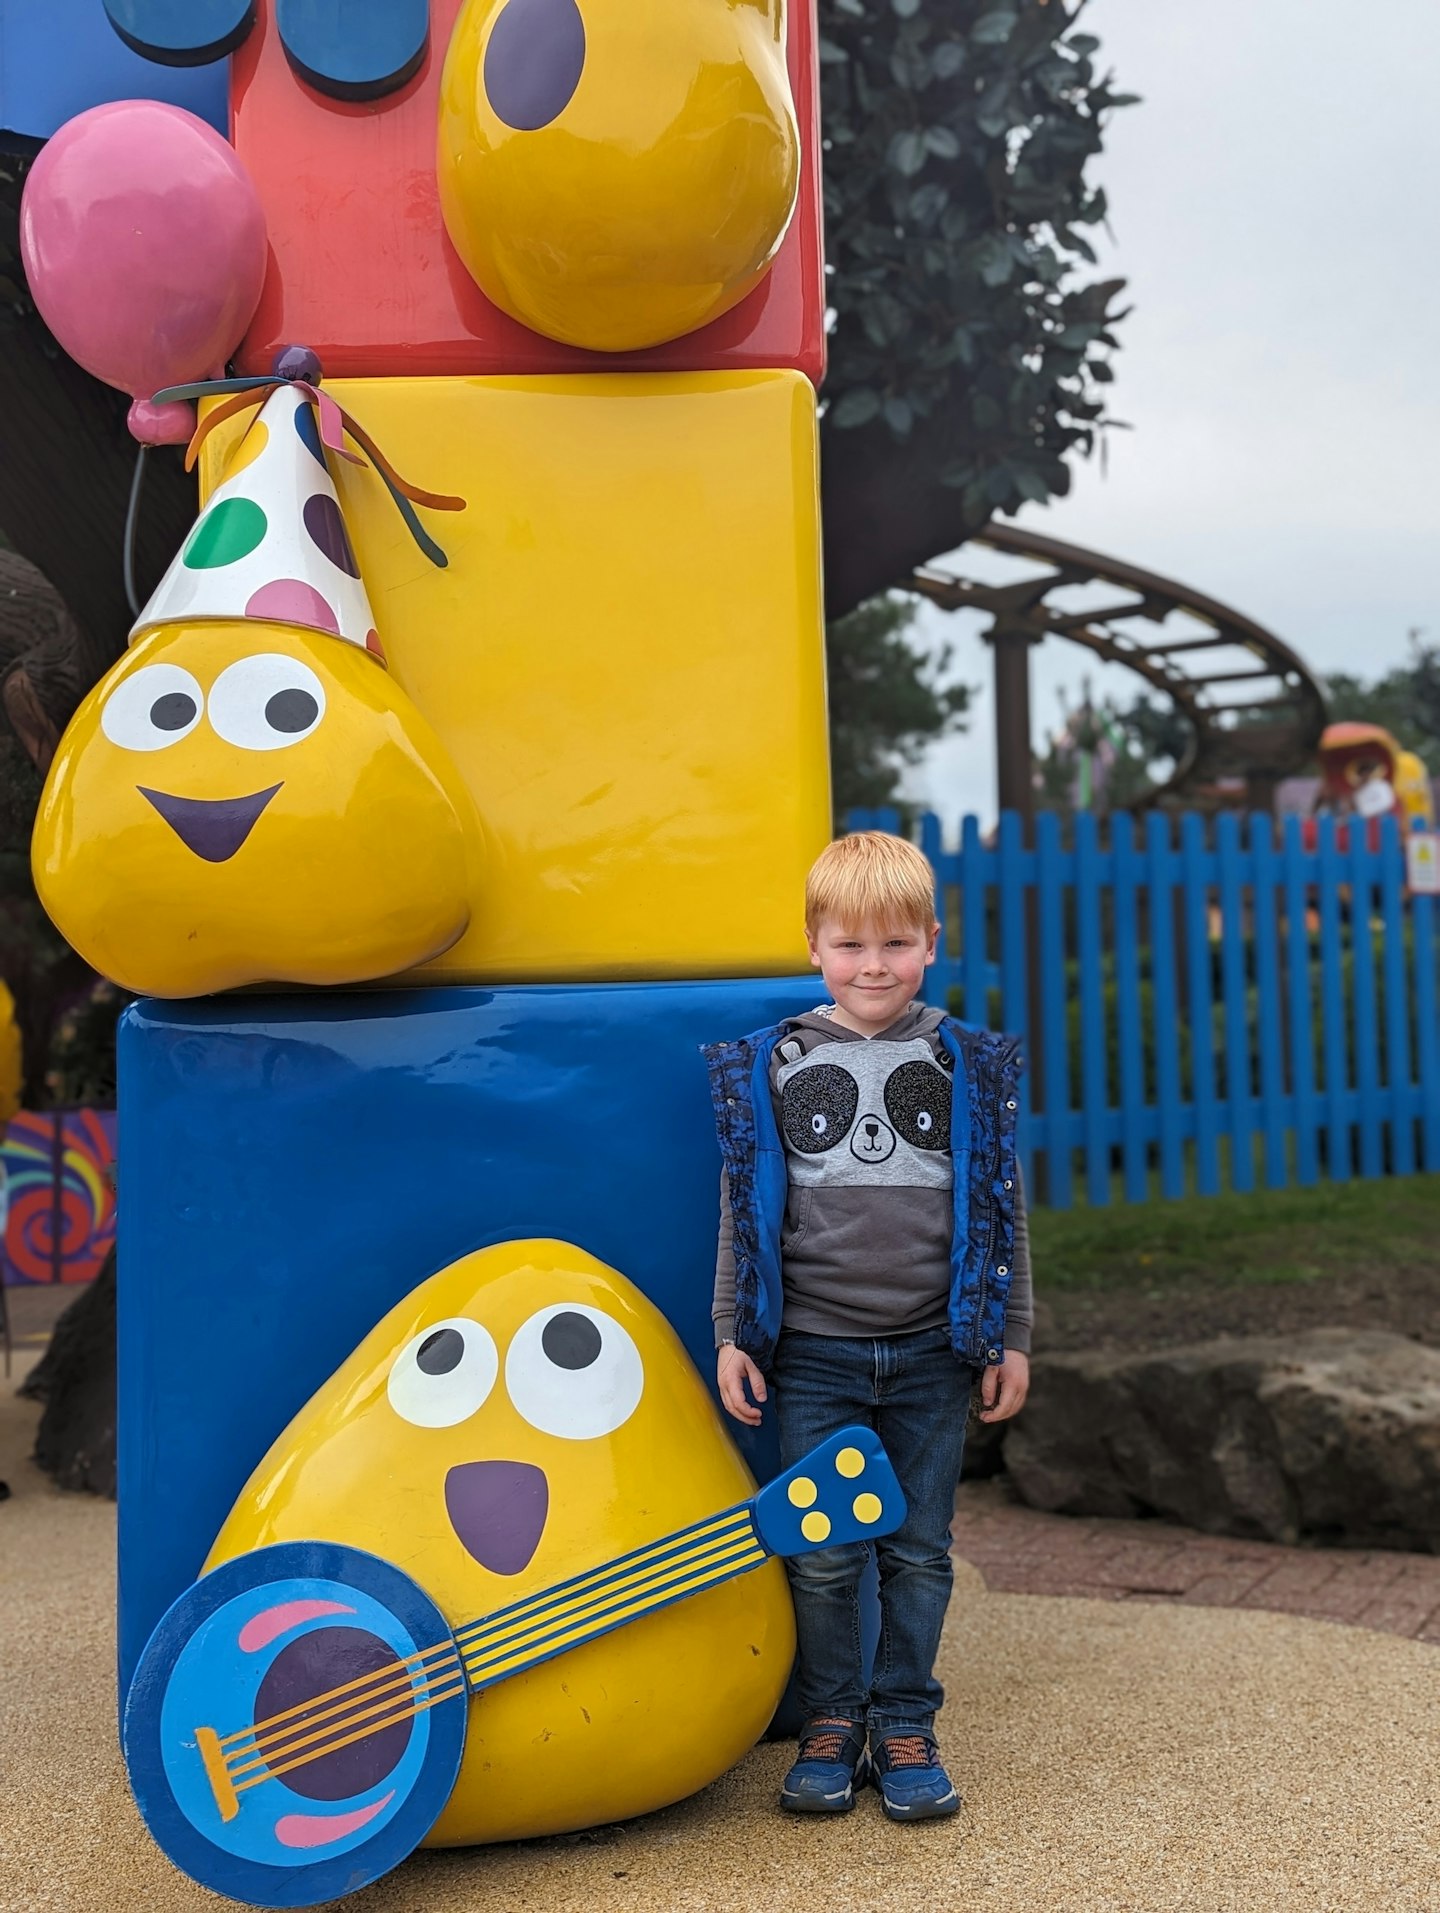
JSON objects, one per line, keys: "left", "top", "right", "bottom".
{"left": 5, "top": 1349, "right": 1440, "bottom": 1910}
{"left": 952, "top": 1477, "right": 1440, "bottom": 1644}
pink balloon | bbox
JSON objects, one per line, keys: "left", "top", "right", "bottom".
{"left": 20, "top": 101, "right": 268, "bottom": 403}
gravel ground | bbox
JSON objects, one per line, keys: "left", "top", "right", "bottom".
{"left": 2, "top": 1352, "right": 1437, "bottom": 1913}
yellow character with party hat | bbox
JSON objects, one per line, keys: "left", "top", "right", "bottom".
{"left": 204, "top": 1239, "right": 797, "bottom": 1846}
{"left": 32, "top": 374, "right": 485, "bottom": 998}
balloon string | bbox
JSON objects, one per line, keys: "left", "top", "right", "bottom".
{"left": 122, "top": 446, "right": 148, "bottom": 620}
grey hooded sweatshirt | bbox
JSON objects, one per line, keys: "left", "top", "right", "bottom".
{"left": 712, "top": 1001, "right": 1033, "bottom": 1351}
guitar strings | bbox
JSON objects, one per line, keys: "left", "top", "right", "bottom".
{"left": 217, "top": 1513, "right": 763, "bottom": 1786}
{"left": 225, "top": 1523, "right": 759, "bottom": 1782}
{"left": 229, "top": 1536, "right": 768, "bottom": 1792}
{"left": 216, "top": 1506, "right": 753, "bottom": 1758}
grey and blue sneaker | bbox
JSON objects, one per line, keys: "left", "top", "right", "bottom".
{"left": 870, "top": 1734, "right": 960, "bottom": 1820}
{"left": 779, "top": 1719, "right": 870, "bottom": 1813}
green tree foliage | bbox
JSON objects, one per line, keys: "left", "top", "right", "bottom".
{"left": 1322, "top": 635, "right": 1440, "bottom": 774}
{"left": 827, "top": 594, "right": 972, "bottom": 820}
{"left": 819, "top": 0, "right": 1136, "bottom": 612}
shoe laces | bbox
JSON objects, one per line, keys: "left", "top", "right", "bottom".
{"left": 798, "top": 1718, "right": 855, "bottom": 1764}
{"left": 881, "top": 1734, "right": 933, "bottom": 1769}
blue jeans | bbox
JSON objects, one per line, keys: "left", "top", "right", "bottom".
{"left": 771, "top": 1326, "right": 974, "bottom": 1738}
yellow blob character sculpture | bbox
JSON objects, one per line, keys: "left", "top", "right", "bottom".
{"left": 32, "top": 385, "right": 483, "bottom": 998}
{"left": 207, "top": 1239, "right": 795, "bottom": 1844}
{"left": 439, "top": 0, "right": 800, "bottom": 352}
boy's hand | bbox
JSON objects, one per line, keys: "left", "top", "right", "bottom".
{"left": 978, "top": 1349, "right": 1030, "bottom": 1423}
{"left": 717, "top": 1345, "right": 768, "bottom": 1426}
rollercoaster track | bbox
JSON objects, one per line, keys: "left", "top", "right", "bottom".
{"left": 909, "top": 521, "right": 1328, "bottom": 803}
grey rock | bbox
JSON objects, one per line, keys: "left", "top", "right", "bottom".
{"left": 1002, "top": 1329, "right": 1440, "bottom": 1551}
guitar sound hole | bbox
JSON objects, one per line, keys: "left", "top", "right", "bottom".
{"left": 254, "top": 1626, "right": 415, "bottom": 1802}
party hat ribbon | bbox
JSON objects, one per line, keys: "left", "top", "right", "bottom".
{"left": 130, "top": 365, "right": 462, "bottom": 662}
{"left": 152, "top": 345, "right": 465, "bottom": 570}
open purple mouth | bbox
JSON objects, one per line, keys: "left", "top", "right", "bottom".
{"left": 444, "top": 1460, "right": 549, "bottom": 1576}
{"left": 138, "top": 783, "right": 282, "bottom": 863}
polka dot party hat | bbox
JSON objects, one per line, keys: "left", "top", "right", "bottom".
{"left": 131, "top": 382, "right": 386, "bottom": 660}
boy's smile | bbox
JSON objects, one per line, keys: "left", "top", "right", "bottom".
{"left": 806, "top": 916, "right": 940, "bottom": 1035}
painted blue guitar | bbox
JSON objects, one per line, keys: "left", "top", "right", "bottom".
{"left": 123, "top": 1427, "right": 904, "bottom": 1909}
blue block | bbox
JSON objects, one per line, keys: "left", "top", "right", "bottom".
{"left": 117, "top": 977, "right": 818, "bottom": 1694}
{"left": 0, "top": 0, "right": 229, "bottom": 143}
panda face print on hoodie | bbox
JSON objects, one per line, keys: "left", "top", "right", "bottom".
{"left": 776, "top": 1037, "right": 954, "bottom": 1191}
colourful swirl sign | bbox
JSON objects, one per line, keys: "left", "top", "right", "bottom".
{"left": 0, "top": 1108, "right": 117, "bottom": 1285}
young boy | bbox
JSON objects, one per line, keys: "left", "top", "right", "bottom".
{"left": 704, "top": 832, "right": 1031, "bottom": 1821}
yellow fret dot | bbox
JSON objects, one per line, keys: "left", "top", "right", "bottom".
{"left": 787, "top": 1476, "right": 818, "bottom": 1509}
{"left": 801, "top": 1511, "right": 832, "bottom": 1543}
{"left": 835, "top": 1446, "right": 866, "bottom": 1479}
{"left": 852, "top": 1492, "right": 883, "bottom": 1525}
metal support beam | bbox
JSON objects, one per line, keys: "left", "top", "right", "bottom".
{"left": 986, "top": 620, "right": 1045, "bottom": 1196}
{"left": 990, "top": 622, "right": 1035, "bottom": 827}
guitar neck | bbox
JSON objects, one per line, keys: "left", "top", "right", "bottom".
{"left": 453, "top": 1501, "right": 768, "bottom": 1696}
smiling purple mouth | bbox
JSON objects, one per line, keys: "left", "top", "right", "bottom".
{"left": 138, "top": 783, "right": 282, "bottom": 863}
{"left": 444, "top": 1460, "right": 550, "bottom": 1576}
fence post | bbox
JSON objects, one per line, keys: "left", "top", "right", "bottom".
{"left": 1414, "top": 889, "right": 1440, "bottom": 1171}
{"left": 1250, "top": 814, "right": 1287, "bottom": 1189}
{"left": 1349, "top": 818, "right": 1383, "bottom": 1178}
{"left": 1074, "top": 812, "right": 1108, "bottom": 1207}
{"left": 1215, "top": 811, "right": 1253, "bottom": 1193}
{"left": 1379, "top": 815, "right": 1414, "bottom": 1176}
{"left": 1035, "top": 809, "right": 1071, "bottom": 1208}
{"left": 1146, "top": 811, "right": 1185, "bottom": 1198}
{"left": 1181, "top": 813, "right": 1221, "bottom": 1196}
{"left": 1112, "top": 812, "right": 1146, "bottom": 1202}
{"left": 996, "top": 810, "right": 1033, "bottom": 1194}
{"left": 1316, "top": 817, "right": 1351, "bottom": 1181}
{"left": 1282, "top": 815, "right": 1319, "bottom": 1187}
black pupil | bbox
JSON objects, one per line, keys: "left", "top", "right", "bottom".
{"left": 417, "top": 1327, "right": 465, "bottom": 1375}
{"left": 542, "top": 1311, "right": 602, "bottom": 1370}
{"left": 151, "top": 692, "right": 196, "bottom": 732}
{"left": 266, "top": 688, "right": 319, "bottom": 733}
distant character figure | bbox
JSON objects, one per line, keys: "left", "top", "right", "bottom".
{"left": 1316, "top": 721, "right": 1435, "bottom": 834}
{"left": 706, "top": 831, "right": 1033, "bottom": 1822}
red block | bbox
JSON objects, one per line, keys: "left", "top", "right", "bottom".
{"left": 231, "top": 0, "right": 824, "bottom": 383}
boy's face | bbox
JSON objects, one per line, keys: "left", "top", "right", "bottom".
{"left": 805, "top": 916, "right": 940, "bottom": 1033}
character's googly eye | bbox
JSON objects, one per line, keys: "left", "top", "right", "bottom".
{"left": 484, "top": 0, "right": 586, "bottom": 131}
{"left": 207, "top": 654, "right": 326, "bottom": 751}
{"left": 388, "top": 1317, "right": 499, "bottom": 1428}
{"left": 506, "top": 1304, "right": 644, "bottom": 1440}
{"left": 100, "top": 664, "right": 204, "bottom": 752}
{"left": 811, "top": 1114, "right": 827, "bottom": 1137}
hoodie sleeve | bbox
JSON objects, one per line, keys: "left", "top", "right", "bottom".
{"left": 712, "top": 1165, "right": 737, "bottom": 1347}
{"left": 1003, "top": 1163, "right": 1034, "bottom": 1354}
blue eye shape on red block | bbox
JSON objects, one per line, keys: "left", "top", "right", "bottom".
{"left": 103, "top": 0, "right": 430, "bottom": 103}
{"left": 484, "top": 0, "right": 587, "bottom": 131}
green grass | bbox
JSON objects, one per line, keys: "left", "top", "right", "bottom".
{"left": 1029, "top": 1172, "right": 1440, "bottom": 1293}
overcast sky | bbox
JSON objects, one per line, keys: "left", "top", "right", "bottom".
{"left": 909, "top": 0, "right": 1440, "bottom": 825}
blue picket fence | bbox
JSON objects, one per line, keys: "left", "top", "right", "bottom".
{"left": 847, "top": 807, "right": 1440, "bottom": 1208}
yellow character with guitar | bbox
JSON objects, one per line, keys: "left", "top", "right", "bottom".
{"left": 123, "top": 1241, "right": 904, "bottom": 1906}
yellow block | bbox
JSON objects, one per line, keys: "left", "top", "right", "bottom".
{"left": 200, "top": 372, "right": 829, "bottom": 983}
